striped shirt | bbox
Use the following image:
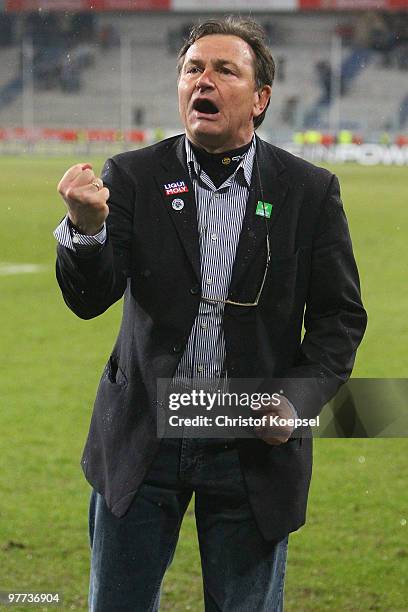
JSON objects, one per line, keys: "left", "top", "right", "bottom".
{"left": 174, "top": 137, "right": 256, "bottom": 386}
{"left": 54, "top": 137, "right": 256, "bottom": 386}
{"left": 53, "top": 218, "right": 106, "bottom": 251}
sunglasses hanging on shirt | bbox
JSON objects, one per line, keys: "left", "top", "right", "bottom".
{"left": 201, "top": 153, "right": 271, "bottom": 308}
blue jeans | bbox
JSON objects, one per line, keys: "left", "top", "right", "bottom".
{"left": 88, "top": 437, "right": 288, "bottom": 611}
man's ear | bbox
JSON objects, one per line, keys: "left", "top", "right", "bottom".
{"left": 253, "top": 85, "right": 272, "bottom": 118}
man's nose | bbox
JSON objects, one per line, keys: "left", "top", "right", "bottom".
{"left": 195, "top": 69, "right": 215, "bottom": 91}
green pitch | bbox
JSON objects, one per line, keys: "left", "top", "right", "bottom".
{"left": 0, "top": 157, "right": 407, "bottom": 611}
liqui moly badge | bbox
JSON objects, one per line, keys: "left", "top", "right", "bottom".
{"left": 164, "top": 181, "right": 189, "bottom": 196}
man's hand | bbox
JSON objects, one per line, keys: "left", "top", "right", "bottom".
{"left": 251, "top": 395, "right": 297, "bottom": 446}
{"left": 57, "top": 163, "right": 110, "bottom": 235}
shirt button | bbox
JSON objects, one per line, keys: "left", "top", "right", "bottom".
{"left": 210, "top": 233, "right": 218, "bottom": 241}
{"left": 72, "top": 234, "right": 80, "bottom": 244}
{"left": 190, "top": 285, "right": 200, "bottom": 295}
{"left": 206, "top": 277, "right": 213, "bottom": 285}
{"left": 197, "top": 365, "right": 204, "bottom": 372}
{"left": 200, "top": 322, "right": 207, "bottom": 329}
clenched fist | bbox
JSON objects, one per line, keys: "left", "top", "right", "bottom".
{"left": 57, "top": 163, "right": 110, "bottom": 236}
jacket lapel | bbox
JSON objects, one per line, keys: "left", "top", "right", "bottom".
{"left": 228, "top": 137, "right": 290, "bottom": 297}
{"left": 153, "top": 136, "right": 201, "bottom": 282}
{"left": 152, "top": 135, "right": 290, "bottom": 291}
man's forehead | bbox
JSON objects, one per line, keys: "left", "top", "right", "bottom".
{"left": 184, "top": 34, "right": 255, "bottom": 66}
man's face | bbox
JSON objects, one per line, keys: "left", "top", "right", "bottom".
{"left": 178, "top": 34, "right": 271, "bottom": 153}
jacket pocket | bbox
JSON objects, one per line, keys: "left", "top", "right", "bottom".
{"left": 106, "top": 354, "right": 128, "bottom": 388}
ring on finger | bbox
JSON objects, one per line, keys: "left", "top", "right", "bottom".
{"left": 92, "top": 180, "right": 102, "bottom": 191}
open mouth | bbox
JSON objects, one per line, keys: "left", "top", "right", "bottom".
{"left": 193, "top": 99, "right": 220, "bottom": 115}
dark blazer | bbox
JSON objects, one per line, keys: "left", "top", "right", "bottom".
{"left": 56, "top": 134, "right": 367, "bottom": 542}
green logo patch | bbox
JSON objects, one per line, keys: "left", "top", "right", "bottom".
{"left": 256, "top": 201, "right": 273, "bottom": 218}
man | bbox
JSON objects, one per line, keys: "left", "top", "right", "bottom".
{"left": 54, "top": 17, "right": 367, "bottom": 611}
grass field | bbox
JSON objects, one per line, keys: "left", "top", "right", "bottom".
{"left": 0, "top": 157, "right": 407, "bottom": 611}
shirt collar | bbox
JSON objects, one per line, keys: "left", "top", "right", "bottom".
{"left": 185, "top": 136, "right": 256, "bottom": 188}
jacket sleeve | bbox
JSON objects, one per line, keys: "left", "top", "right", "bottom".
{"left": 273, "top": 174, "right": 368, "bottom": 420}
{"left": 55, "top": 157, "right": 135, "bottom": 319}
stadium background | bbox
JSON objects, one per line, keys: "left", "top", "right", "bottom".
{"left": 0, "top": 1, "right": 407, "bottom": 611}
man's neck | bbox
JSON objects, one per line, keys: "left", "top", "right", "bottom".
{"left": 188, "top": 138, "right": 253, "bottom": 189}
{"left": 186, "top": 132, "right": 255, "bottom": 154}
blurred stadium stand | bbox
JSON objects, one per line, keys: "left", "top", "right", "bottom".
{"left": 0, "top": 9, "right": 406, "bottom": 148}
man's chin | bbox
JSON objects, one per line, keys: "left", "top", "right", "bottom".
{"left": 187, "top": 124, "right": 226, "bottom": 148}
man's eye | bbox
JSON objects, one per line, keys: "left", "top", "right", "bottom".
{"left": 187, "top": 67, "right": 201, "bottom": 74}
{"left": 220, "top": 67, "right": 233, "bottom": 75}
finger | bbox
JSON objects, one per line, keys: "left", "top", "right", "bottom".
{"left": 63, "top": 169, "right": 104, "bottom": 197}
{"left": 58, "top": 163, "right": 94, "bottom": 194}
{"left": 87, "top": 185, "right": 109, "bottom": 202}
{"left": 66, "top": 183, "right": 109, "bottom": 207}
{"left": 100, "top": 186, "right": 110, "bottom": 202}
{"left": 90, "top": 177, "right": 104, "bottom": 191}
{"left": 58, "top": 163, "right": 92, "bottom": 186}
{"left": 69, "top": 168, "right": 97, "bottom": 189}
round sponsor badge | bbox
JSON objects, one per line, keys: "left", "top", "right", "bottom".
{"left": 172, "top": 198, "right": 184, "bottom": 211}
